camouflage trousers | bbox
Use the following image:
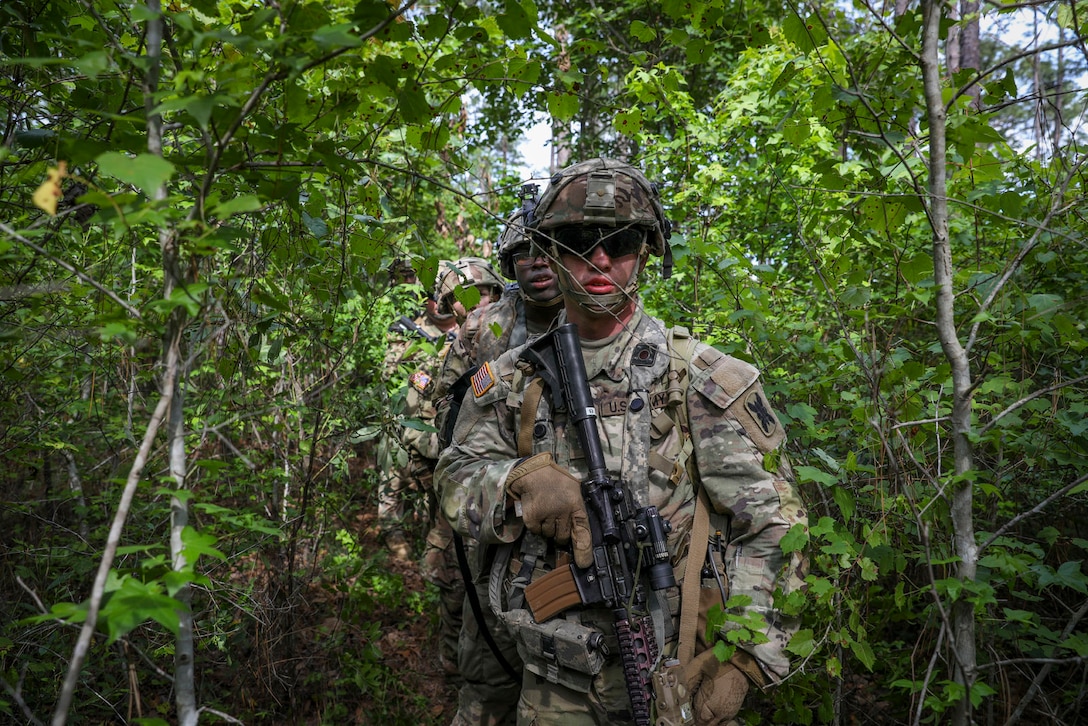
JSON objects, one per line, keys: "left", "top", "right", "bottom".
{"left": 451, "top": 546, "right": 522, "bottom": 726}
{"left": 420, "top": 517, "right": 465, "bottom": 678}
{"left": 514, "top": 663, "right": 633, "bottom": 726}
{"left": 376, "top": 434, "right": 435, "bottom": 535}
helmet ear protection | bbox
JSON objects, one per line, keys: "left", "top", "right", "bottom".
{"left": 531, "top": 158, "right": 672, "bottom": 278}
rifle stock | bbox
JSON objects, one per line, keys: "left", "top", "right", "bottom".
{"left": 520, "top": 323, "right": 675, "bottom": 726}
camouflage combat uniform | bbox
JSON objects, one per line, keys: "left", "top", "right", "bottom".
{"left": 377, "top": 312, "right": 452, "bottom": 546}
{"left": 435, "top": 287, "right": 554, "bottom": 726}
{"left": 435, "top": 308, "right": 807, "bottom": 724}
{"left": 412, "top": 258, "right": 505, "bottom": 682}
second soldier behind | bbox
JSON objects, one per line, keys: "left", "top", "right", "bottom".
{"left": 435, "top": 190, "right": 563, "bottom": 726}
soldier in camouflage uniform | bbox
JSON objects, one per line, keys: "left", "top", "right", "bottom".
{"left": 435, "top": 200, "right": 563, "bottom": 726}
{"left": 412, "top": 257, "right": 505, "bottom": 679}
{"left": 377, "top": 266, "right": 458, "bottom": 561}
{"left": 436, "top": 159, "right": 808, "bottom": 725}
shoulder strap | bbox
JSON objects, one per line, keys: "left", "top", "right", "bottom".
{"left": 518, "top": 376, "right": 546, "bottom": 457}
{"left": 662, "top": 327, "right": 719, "bottom": 665}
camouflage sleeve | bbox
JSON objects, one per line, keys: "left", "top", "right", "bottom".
{"left": 433, "top": 322, "right": 476, "bottom": 440}
{"left": 398, "top": 339, "right": 451, "bottom": 461}
{"left": 687, "top": 351, "right": 808, "bottom": 685}
{"left": 435, "top": 353, "right": 526, "bottom": 546}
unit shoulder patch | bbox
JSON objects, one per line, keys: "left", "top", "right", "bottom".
{"left": 743, "top": 389, "right": 778, "bottom": 439}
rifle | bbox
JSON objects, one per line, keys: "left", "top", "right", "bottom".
{"left": 388, "top": 314, "right": 439, "bottom": 344}
{"left": 519, "top": 323, "right": 675, "bottom": 726}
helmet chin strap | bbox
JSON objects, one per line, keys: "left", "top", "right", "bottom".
{"left": 551, "top": 243, "right": 648, "bottom": 318}
{"left": 520, "top": 287, "right": 565, "bottom": 309}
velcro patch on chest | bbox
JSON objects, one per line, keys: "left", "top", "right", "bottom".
{"left": 409, "top": 370, "right": 432, "bottom": 392}
{"left": 595, "top": 391, "right": 629, "bottom": 417}
{"left": 471, "top": 361, "right": 496, "bottom": 397}
{"left": 594, "top": 390, "right": 670, "bottom": 418}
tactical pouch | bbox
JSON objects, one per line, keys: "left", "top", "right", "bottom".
{"left": 652, "top": 658, "right": 694, "bottom": 726}
{"left": 503, "top": 608, "right": 607, "bottom": 693}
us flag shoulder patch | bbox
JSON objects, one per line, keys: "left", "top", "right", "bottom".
{"left": 471, "top": 362, "right": 496, "bottom": 397}
{"left": 409, "top": 370, "right": 432, "bottom": 392}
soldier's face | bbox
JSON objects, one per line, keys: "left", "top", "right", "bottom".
{"left": 512, "top": 247, "right": 560, "bottom": 303}
{"left": 556, "top": 240, "right": 645, "bottom": 297}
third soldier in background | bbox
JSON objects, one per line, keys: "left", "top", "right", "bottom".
{"left": 435, "top": 189, "right": 563, "bottom": 726}
{"left": 377, "top": 262, "right": 458, "bottom": 561}
{"left": 414, "top": 257, "right": 505, "bottom": 681}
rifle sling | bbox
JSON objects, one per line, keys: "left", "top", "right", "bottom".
{"left": 517, "top": 376, "right": 546, "bottom": 457}
{"left": 453, "top": 532, "right": 521, "bottom": 682}
{"left": 678, "top": 484, "right": 712, "bottom": 665}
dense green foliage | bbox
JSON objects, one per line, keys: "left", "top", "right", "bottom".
{"left": 2, "top": 0, "right": 1086, "bottom": 724}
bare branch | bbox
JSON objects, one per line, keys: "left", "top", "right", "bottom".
{"left": 980, "top": 474, "right": 1088, "bottom": 553}
{"left": 0, "top": 222, "right": 144, "bottom": 321}
{"left": 979, "top": 374, "right": 1088, "bottom": 437}
{"left": 51, "top": 327, "right": 182, "bottom": 726}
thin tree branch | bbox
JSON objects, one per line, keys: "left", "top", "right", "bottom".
{"left": 980, "top": 474, "right": 1088, "bottom": 553}
{"left": 51, "top": 327, "right": 181, "bottom": 726}
{"left": 979, "top": 374, "right": 1088, "bottom": 436}
{"left": 0, "top": 222, "right": 144, "bottom": 321}
{"left": 1003, "top": 598, "right": 1088, "bottom": 725}
{"left": 0, "top": 670, "right": 45, "bottom": 726}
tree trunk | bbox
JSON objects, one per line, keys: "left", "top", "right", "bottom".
{"left": 960, "top": 0, "right": 981, "bottom": 107}
{"left": 920, "top": 2, "right": 978, "bottom": 724}
{"left": 144, "top": 2, "right": 197, "bottom": 722}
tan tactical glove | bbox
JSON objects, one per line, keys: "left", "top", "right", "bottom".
{"left": 683, "top": 649, "right": 750, "bottom": 725}
{"left": 506, "top": 452, "right": 593, "bottom": 568}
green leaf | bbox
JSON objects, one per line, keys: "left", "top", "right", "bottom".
{"left": 786, "top": 628, "right": 815, "bottom": 657}
{"left": 780, "top": 523, "right": 809, "bottom": 554}
{"left": 397, "top": 87, "right": 433, "bottom": 124}
{"left": 630, "top": 20, "right": 656, "bottom": 42}
{"left": 770, "top": 60, "right": 800, "bottom": 96}
{"left": 210, "top": 195, "right": 263, "bottom": 217}
{"left": 180, "top": 526, "right": 227, "bottom": 564}
{"left": 100, "top": 577, "right": 184, "bottom": 644}
{"left": 155, "top": 93, "right": 236, "bottom": 130}
{"left": 313, "top": 23, "right": 362, "bottom": 49}
{"left": 849, "top": 638, "right": 875, "bottom": 670}
{"left": 96, "top": 151, "right": 175, "bottom": 197}
{"left": 97, "top": 321, "right": 138, "bottom": 344}
{"left": 795, "top": 465, "right": 837, "bottom": 487}
{"left": 496, "top": 0, "right": 532, "bottom": 39}
{"left": 832, "top": 485, "right": 856, "bottom": 524}
{"left": 152, "top": 283, "right": 208, "bottom": 317}
{"left": 547, "top": 91, "right": 579, "bottom": 122}
{"left": 613, "top": 108, "right": 643, "bottom": 137}
{"left": 353, "top": 0, "right": 392, "bottom": 28}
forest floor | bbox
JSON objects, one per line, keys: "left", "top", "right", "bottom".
{"left": 202, "top": 454, "right": 460, "bottom": 725}
{"left": 331, "top": 507, "right": 460, "bottom": 725}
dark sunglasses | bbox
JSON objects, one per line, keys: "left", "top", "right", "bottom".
{"left": 544, "top": 226, "right": 647, "bottom": 259}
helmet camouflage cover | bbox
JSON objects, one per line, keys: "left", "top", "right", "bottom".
{"left": 533, "top": 158, "right": 670, "bottom": 256}
{"left": 435, "top": 257, "right": 504, "bottom": 314}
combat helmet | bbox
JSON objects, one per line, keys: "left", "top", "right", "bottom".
{"left": 533, "top": 158, "right": 671, "bottom": 259}
{"left": 435, "top": 257, "right": 504, "bottom": 316}
{"left": 531, "top": 158, "right": 672, "bottom": 316}
{"left": 497, "top": 184, "right": 540, "bottom": 279}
